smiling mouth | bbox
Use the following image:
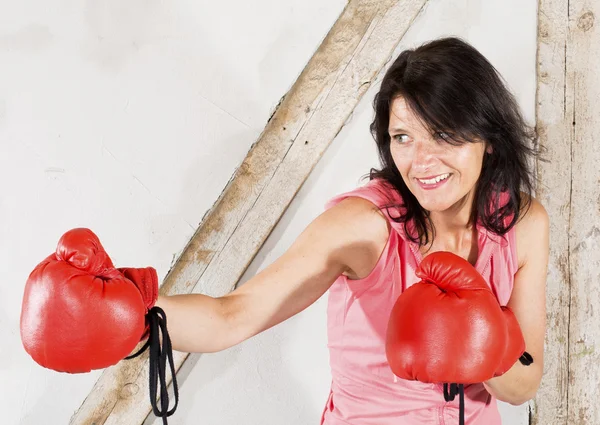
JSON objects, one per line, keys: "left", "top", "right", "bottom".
{"left": 415, "top": 173, "right": 451, "bottom": 185}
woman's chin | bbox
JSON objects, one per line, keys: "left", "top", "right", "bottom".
{"left": 417, "top": 198, "right": 456, "bottom": 213}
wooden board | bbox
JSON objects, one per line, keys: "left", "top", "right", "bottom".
{"left": 532, "top": 0, "right": 573, "bottom": 425}
{"left": 68, "top": 1, "right": 429, "bottom": 424}
{"left": 532, "top": 0, "right": 571, "bottom": 423}
{"left": 534, "top": 0, "right": 600, "bottom": 423}
{"left": 566, "top": 1, "right": 600, "bottom": 423}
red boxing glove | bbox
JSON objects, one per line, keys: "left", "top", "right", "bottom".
{"left": 385, "top": 251, "right": 532, "bottom": 425}
{"left": 118, "top": 266, "right": 159, "bottom": 340}
{"left": 495, "top": 305, "right": 532, "bottom": 376}
{"left": 385, "top": 251, "right": 528, "bottom": 384}
{"left": 20, "top": 228, "right": 158, "bottom": 373}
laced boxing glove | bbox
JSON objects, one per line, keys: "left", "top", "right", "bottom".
{"left": 385, "top": 251, "right": 532, "bottom": 425}
{"left": 20, "top": 228, "right": 178, "bottom": 423}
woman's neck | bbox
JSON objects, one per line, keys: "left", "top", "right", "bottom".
{"left": 422, "top": 193, "right": 478, "bottom": 255}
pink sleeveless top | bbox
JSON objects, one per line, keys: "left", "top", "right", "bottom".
{"left": 320, "top": 178, "right": 519, "bottom": 425}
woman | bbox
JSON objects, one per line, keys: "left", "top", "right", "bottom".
{"left": 156, "top": 37, "right": 548, "bottom": 424}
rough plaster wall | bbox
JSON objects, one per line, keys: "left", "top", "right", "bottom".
{"left": 160, "top": 1, "right": 538, "bottom": 425}
{"left": 0, "top": 1, "right": 346, "bottom": 424}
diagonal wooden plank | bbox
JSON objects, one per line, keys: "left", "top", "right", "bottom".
{"left": 69, "top": 1, "right": 429, "bottom": 424}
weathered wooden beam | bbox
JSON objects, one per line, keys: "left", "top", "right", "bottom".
{"left": 534, "top": 0, "right": 600, "bottom": 423}
{"left": 566, "top": 1, "right": 600, "bottom": 423}
{"left": 532, "top": 0, "right": 571, "bottom": 423}
{"left": 69, "top": 1, "right": 429, "bottom": 424}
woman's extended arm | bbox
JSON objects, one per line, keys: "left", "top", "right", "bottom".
{"left": 155, "top": 197, "right": 390, "bottom": 354}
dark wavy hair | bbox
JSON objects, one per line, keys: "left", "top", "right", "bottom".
{"left": 368, "top": 37, "right": 542, "bottom": 246}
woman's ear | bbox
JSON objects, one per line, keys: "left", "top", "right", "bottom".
{"left": 486, "top": 144, "right": 493, "bottom": 154}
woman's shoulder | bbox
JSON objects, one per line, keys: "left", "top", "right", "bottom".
{"left": 324, "top": 194, "right": 392, "bottom": 280}
{"left": 324, "top": 179, "right": 399, "bottom": 253}
{"left": 326, "top": 178, "right": 402, "bottom": 209}
{"left": 514, "top": 193, "right": 550, "bottom": 268}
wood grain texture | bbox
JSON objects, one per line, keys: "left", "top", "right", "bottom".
{"left": 532, "top": 0, "right": 571, "bottom": 423}
{"left": 567, "top": 1, "right": 600, "bottom": 424}
{"left": 68, "top": 1, "right": 429, "bottom": 424}
{"left": 534, "top": 0, "right": 600, "bottom": 423}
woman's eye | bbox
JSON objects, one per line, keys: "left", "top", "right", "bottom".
{"left": 393, "top": 134, "right": 409, "bottom": 144}
{"left": 435, "top": 131, "right": 450, "bottom": 140}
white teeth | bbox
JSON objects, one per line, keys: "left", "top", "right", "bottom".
{"left": 418, "top": 173, "right": 450, "bottom": 185}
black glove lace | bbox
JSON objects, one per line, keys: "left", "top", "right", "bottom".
{"left": 443, "top": 383, "right": 465, "bottom": 425}
{"left": 126, "top": 306, "right": 179, "bottom": 425}
{"left": 443, "top": 351, "right": 533, "bottom": 425}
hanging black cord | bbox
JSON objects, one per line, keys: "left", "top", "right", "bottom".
{"left": 126, "top": 306, "right": 179, "bottom": 424}
{"left": 443, "top": 383, "right": 465, "bottom": 425}
{"left": 441, "top": 351, "right": 533, "bottom": 425}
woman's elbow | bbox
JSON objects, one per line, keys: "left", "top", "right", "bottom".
{"left": 503, "top": 391, "right": 535, "bottom": 406}
{"left": 502, "top": 379, "right": 542, "bottom": 406}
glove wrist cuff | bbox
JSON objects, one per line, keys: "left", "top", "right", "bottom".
{"left": 118, "top": 267, "right": 159, "bottom": 311}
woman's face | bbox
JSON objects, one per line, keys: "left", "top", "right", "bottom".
{"left": 388, "top": 96, "right": 488, "bottom": 213}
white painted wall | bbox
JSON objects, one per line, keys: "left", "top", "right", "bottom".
{"left": 0, "top": 1, "right": 346, "bottom": 423}
{"left": 1, "top": 0, "right": 537, "bottom": 424}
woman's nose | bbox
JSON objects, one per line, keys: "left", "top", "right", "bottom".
{"left": 412, "top": 140, "right": 438, "bottom": 171}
